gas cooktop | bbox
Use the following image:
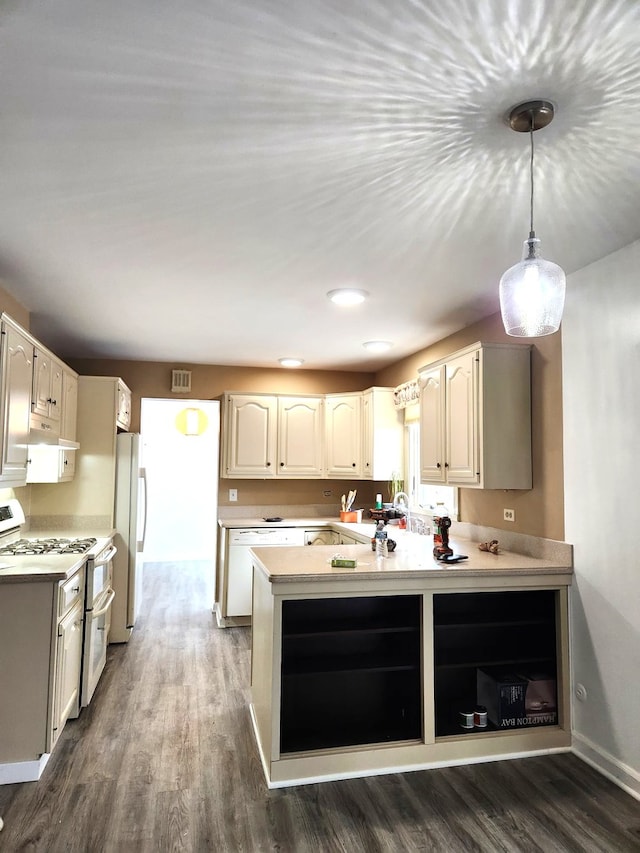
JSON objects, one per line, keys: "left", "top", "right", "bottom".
{"left": 0, "top": 537, "right": 97, "bottom": 556}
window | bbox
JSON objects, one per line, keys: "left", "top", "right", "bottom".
{"left": 405, "top": 422, "right": 458, "bottom": 519}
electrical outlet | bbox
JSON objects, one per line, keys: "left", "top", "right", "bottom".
{"left": 229, "top": 489, "right": 238, "bottom": 502}
{"left": 323, "top": 490, "right": 332, "bottom": 497}
{"left": 503, "top": 508, "right": 515, "bottom": 522}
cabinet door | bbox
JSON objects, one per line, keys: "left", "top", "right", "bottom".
{"left": 61, "top": 369, "right": 78, "bottom": 441}
{"left": 419, "top": 366, "right": 446, "bottom": 484}
{"left": 49, "top": 359, "right": 63, "bottom": 425}
{"left": 51, "top": 600, "right": 83, "bottom": 749}
{"left": 325, "top": 394, "right": 362, "bottom": 478}
{"left": 362, "top": 388, "right": 403, "bottom": 481}
{"left": 32, "top": 347, "right": 52, "bottom": 418}
{"left": 277, "top": 397, "right": 324, "bottom": 477}
{"left": 225, "top": 395, "right": 277, "bottom": 477}
{"left": 1, "top": 323, "right": 33, "bottom": 485}
{"left": 445, "top": 350, "right": 479, "bottom": 485}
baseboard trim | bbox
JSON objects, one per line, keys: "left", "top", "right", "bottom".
{"left": 572, "top": 732, "right": 640, "bottom": 801}
{"left": 0, "top": 754, "right": 50, "bottom": 785}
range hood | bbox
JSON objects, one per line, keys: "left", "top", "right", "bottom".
{"left": 29, "top": 413, "right": 79, "bottom": 449}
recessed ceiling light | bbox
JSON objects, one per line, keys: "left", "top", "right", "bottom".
{"left": 363, "top": 340, "right": 393, "bottom": 353}
{"left": 279, "top": 357, "right": 304, "bottom": 368}
{"left": 327, "top": 288, "right": 369, "bottom": 306}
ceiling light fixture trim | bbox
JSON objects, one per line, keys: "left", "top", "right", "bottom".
{"left": 278, "top": 357, "right": 304, "bottom": 368}
{"left": 499, "top": 99, "right": 566, "bottom": 338}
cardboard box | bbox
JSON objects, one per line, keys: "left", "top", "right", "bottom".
{"left": 477, "top": 667, "right": 557, "bottom": 729}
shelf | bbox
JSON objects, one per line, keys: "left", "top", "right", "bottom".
{"left": 435, "top": 655, "right": 555, "bottom": 671}
{"left": 284, "top": 625, "right": 419, "bottom": 640}
{"left": 434, "top": 619, "right": 553, "bottom": 631}
{"left": 280, "top": 667, "right": 422, "bottom": 753}
{"left": 282, "top": 595, "right": 421, "bottom": 638}
{"left": 283, "top": 653, "right": 420, "bottom": 677}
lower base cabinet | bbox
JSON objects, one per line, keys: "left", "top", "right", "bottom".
{"left": 280, "top": 596, "right": 421, "bottom": 752}
{"left": 433, "top": 590, "right": 558, "bottom": 737}
{"left": 251, "top": 572, "right": 571, "bottom": 787}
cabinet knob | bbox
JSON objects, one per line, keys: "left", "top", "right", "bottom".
{"left": 436, "top": 462, "right": 441, "bottom": 469}
{"left": 445, "top": 462, "right": 449, "bottom": 468}
{"left": 72, "top": 586, "right": 80, "bottom": 593}
{"left": 280, "top": 462, "right": 284, "bottom": 467}
{"left": 266, "top": 461, "right": 271, "bottom": 467}
{"left": 352, "top": 462, "right": 356, "bottom": 467}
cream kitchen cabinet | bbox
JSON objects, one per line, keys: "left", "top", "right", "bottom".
{"left": 222, "top": 393, "right": 324, "bottom": 478}
{"left": 0, "top": 563, "right": 85, "bottom": 780}
{"left": 61, "top": 368, "right": 79, "bottom": 442}
{"left": 0, "top": 317, "right": 33, "bottom": 486}
{"left": 419, "top": 342, "right": 531, "bottom": 490}
{"left": 324, "top": 392, "right": 362, "bottom": 478}
{"left": 50, "top": 568, "right": 84, "bottom": 749}
{"left": 31, "top": 347, "right": 63, "bottom": 436}
{"left": 27, "top": 366, "right": 80, "bottom": 484}
{"left": 361, "top": 387, "right": 403, "bottom": 481}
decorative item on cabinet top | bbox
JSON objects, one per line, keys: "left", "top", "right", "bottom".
{"left": 393, "top": 379, "right": 420, "bottom": 409}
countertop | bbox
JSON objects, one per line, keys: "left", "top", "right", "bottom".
{"left": 0, "top": 530, "right": 115, "bottom": 584}
{"left": 251, "top": 536, "right": 573, "bottom": 584}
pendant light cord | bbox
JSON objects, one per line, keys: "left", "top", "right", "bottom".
{"left": 529, "top": 113, "right": 535, "bottom": 239}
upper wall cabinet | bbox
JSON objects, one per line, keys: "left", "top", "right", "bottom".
{"left": 325, "top": 393, "right": 362, "bottom": 478}
{"left": 31, "top": 347, "right": 63, "bottom": 437}
{"left": 223, "top": 393, "right": 324, "bottom": 478}
{"left": 361, "top": 387, "right": 403, "bottom": 481}
{"left": 222, "top": 388, "right": 403, "bottom": 481}
{"left": 419, "top": 342, "right": 532, "bottom": 490}
{"left": 0, "top": 317, "right": 33, "bottom": 486}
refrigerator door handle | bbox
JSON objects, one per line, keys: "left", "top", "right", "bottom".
{"left": 137, "top": 467, "right": 148, "bottom": 552}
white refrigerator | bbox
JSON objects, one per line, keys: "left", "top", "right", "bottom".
{"left": 110, "top": 433, "right": 147, "bottom": 643}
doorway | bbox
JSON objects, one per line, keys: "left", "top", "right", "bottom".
{"left": 139, "top": 398, "right": 220, "bottom": 603}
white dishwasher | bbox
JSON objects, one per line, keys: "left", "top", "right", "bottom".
{"left": 226, "top": 527, "right": 305, "bottom": 620}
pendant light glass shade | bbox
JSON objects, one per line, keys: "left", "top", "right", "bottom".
{"left": 499, "top": 234, "right": 566, "bottom": 337}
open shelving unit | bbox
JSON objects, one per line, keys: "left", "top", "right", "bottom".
{"left": 280, "top": 595, "right": 422, "bottom": 753}
{"left": 432, "top": 590, "right": 558, "bottom": 737}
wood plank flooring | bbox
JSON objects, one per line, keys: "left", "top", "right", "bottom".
{"left": 1, "top": 560, "right": 639, "bottom": 852}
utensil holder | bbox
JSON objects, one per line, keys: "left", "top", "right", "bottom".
{"left": 339, "top": 510, "right": 361, "bottom": 523}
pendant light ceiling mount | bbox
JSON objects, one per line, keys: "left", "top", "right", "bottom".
{"left": 506, "top": 99, "right": 555, "bottom": 133}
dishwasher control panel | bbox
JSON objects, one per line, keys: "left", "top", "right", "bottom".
{"left": 228, "top": 528, "right": 305, "bottom": 546}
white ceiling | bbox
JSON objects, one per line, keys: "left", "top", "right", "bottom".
{"left": 1, "top": 0, "right": 639, "bottom": 371}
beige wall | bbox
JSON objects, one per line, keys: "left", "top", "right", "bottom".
{"left": 375, "top": 312, "right": 564, "bottom": 541}
{"left": 0, "top": 283, "right": 30, "bottom": 330}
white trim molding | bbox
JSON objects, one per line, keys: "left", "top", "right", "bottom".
{"left": 572, "top": 731, "right": 640, "bottom": 801}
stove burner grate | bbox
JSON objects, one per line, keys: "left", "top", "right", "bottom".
{"left": 0, "top": 537, "right": 97, "bottom": 556}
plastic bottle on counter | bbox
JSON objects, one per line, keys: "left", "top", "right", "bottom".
{"left": 374, "top": 520, "right": 388, "bottom": 558}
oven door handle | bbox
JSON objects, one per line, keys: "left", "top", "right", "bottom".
{"left": 94, "top": 544, "right": 118, "bottom": 567}
{"left": 92, "top": 587, "right": 116, "bottom": 618}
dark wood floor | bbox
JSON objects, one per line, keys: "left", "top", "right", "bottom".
{"left": 1, "top": 561, "right": 639, "bottom": 852}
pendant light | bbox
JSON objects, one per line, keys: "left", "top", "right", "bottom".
{"left": 499, "top": 100, "right": 566, "bottom": 337}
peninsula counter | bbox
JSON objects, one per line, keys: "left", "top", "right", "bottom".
{"left": 249, "top": 537, "right": 573, "bottom": 787}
